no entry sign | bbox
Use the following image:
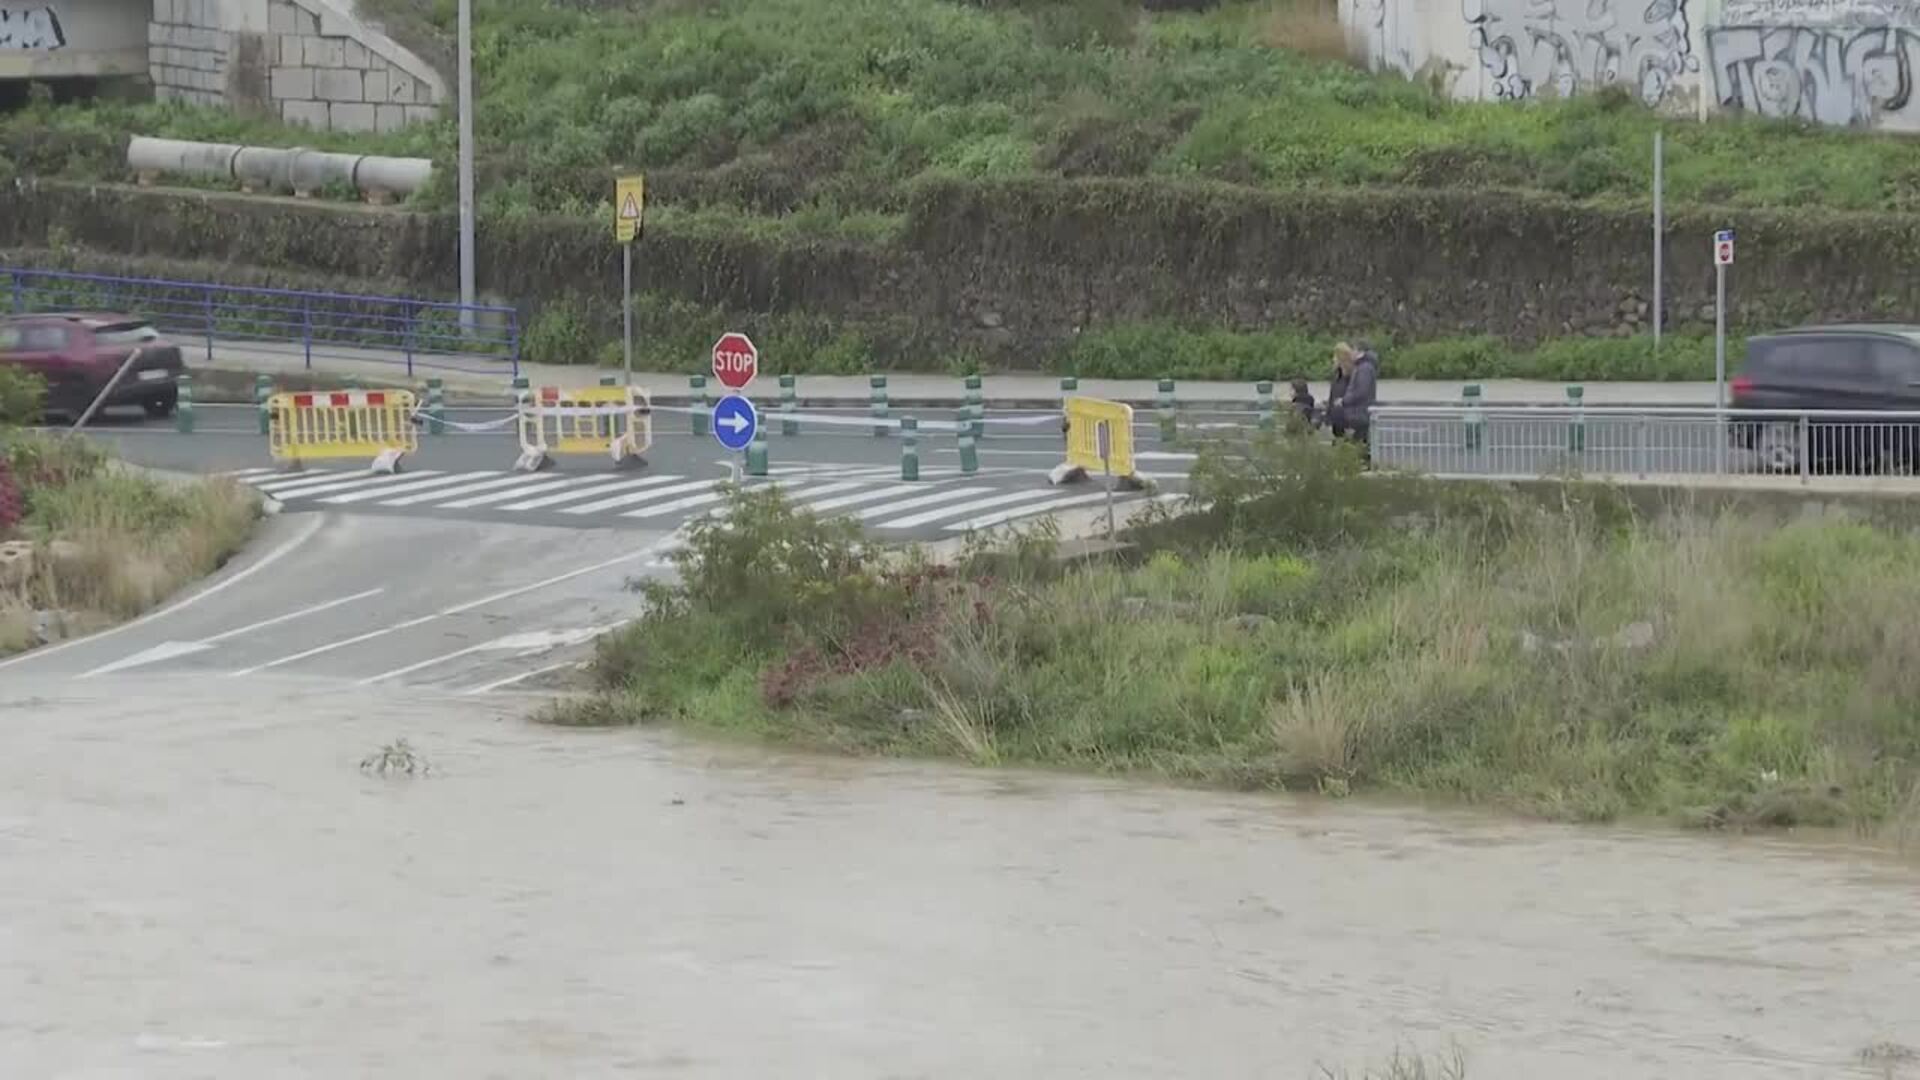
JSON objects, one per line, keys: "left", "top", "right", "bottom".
{"left": 711, "top": 331, "right": 759, "bottom": 392}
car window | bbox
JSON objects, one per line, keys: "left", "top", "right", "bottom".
{"left": 1870, "top": 342, "right": 1920, "bottom": 383}
{"left": 91, "top": 322, "right": 160, "bottom": 346}
{"left": 0, "top": 326, "right": 19, "bottom": 352}
{"left": 1751, "top": 337, "right": 1876, "bottom": 381}
{"left": 9, "top": 325, "right": 71, "bottom": 351}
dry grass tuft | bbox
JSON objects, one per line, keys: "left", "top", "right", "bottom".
{"left": 1261, "top": 0, "right": 1351, "bottom": 65}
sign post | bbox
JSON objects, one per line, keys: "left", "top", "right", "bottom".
{"left": 1714, "top": 228, "right": 1734, "bottom": 475}
{"left": 1096, "top": 417, "right": 1115, "bottom": 540}
{"left": 615, "top": 174, "right": 645, "bottom": 387}
{"left": 710, "top": 331, "right": 759, "bottom": 468}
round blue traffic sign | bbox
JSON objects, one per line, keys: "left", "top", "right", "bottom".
{"left": 712, "top": 394, "right": 758, "bottom": 451}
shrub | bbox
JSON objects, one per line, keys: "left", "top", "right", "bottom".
{"left": 0, "top": 368, "right": 44, "bottom": 426}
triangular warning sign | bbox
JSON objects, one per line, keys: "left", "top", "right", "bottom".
{"left": 619, "top": 194, "right": 642, "bottom": 220}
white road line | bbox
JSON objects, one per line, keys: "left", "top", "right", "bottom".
{"left": 463, "top": 659, "right": 580, "bottom": 695}
{"left": 270, "top": 471, "right": 448, "bottom": 501}
{"left": 779, "top": 480, "right": 870, "bottom": 502}
{"left": 877, "top": 489, "right": 1063, "bottom": 530}
{"left": 229, "top": 538, "right": 678, "bottom": 677}
{"left": 249, "top": 470, "right": 370, "bottom": 495}
{"left": 852, "top": 486, "right": 995, "bottom": 521}
{"left": 321, "top": 471, "right": 498, "bottom": 505}
{"left": 220, "top": 467, "right": 278, "bottom": 478}
{"left": 620, "top": 488, "right": 736, "bottom": 519}
{"left": 562, "top": 478, "right": 722, "bottom": 515}
{"left": 494, "top": 473, "right": 685, "bottom": 512}
{"left": 77, "top": 587, "right": 385, "bottom": 679}
{"left": 943, "top": 491, "right": 1136, "bottom": 532}
{"left": 801, "top": 484, "right": 924, "bottom": 512}
{"left": 376, "top": 473, "right": 547, "bottom": 507}
{"left": 0, "top": 514, "right": 328, "bottom": 672}
{"left": 433, "top": 472, "right": 594, "bottom": 508}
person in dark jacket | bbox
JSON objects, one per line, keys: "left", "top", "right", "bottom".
{"left": 1289, "top": 377, "right": 1316, "bottom": 429}
{"left": 1327, "top": 343, "right": 1356, "bottom": 439}
{"left": 1342, "top": 345, "right": 1379, "bottom": 464}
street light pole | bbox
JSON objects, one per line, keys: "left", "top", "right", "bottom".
{"left": 456, "top": 0, "right": 476, "bottom": 333}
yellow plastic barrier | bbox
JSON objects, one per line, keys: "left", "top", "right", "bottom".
{"left": 515, "top": 385, "right": 653, "bottom": 471}
{"left": 268, "top": 389, "right": 418, "bottom": 470}
{"left": 1064, "top": 396, "right": 1136, "bottom": 479}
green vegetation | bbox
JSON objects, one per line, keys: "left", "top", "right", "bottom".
{"left": 556, "top": 432, "right": 1920, "bottom": 838}
{"left": 9, "top": 0, "right": 1920, "bottom": 217}
{"left": 0, "top": 389, "right": 260, "bottom": 654}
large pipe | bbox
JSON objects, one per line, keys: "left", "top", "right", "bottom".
{"left": 127, "top": 136, "right": 434, "bottom": 198}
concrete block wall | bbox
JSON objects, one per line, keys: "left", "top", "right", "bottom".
{"left": 149, "top": 0, "right": 445, "bottom": 132}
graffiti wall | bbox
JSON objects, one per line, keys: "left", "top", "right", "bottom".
{"left": 1340, "top": 0, "right": 1920, "bottom": 130}
{"left": 0, "top": 5, "right": 64, "bottom": 50}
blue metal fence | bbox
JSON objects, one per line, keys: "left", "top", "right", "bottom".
{"left": 3, "top": 268, "right": 520, "bottom": 378}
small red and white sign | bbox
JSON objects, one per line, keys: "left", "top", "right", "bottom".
{"left": 1714, "top": 228, "right": 1735, "bottom": 267}
{"left": 711, "top": 331, "right": 759, "bottom": 392}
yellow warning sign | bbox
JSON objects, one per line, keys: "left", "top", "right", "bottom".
{"left": 615, "top": 174, "right": 645, "bottom": 244}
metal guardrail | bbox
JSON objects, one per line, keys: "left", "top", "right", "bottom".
{"left": 3, "top": 268, "right": 519, "bottom": 377}
{"left": 1371, "top": 405, "right": 1920, "bottom": 482}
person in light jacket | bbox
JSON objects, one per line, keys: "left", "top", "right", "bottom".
{"left": 1327, "top": 343, "right": 1356, "bottom": 439}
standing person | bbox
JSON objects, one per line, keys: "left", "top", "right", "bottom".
{"left": 1327, "top": 343, "right": 1356, "bottom": 439}
{"left": 1343, "top": 344, "right": 1379, "bottom": 465}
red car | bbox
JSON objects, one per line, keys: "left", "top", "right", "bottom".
{"left": 0, "top": 312, "right": 186, "bottom": 419}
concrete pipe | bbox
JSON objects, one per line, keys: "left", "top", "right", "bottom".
{"left": 126, "top": 136, "right": 244, "bottom": 181}
{"left": 125, "top": 136, "right": 434, "bottom": 198}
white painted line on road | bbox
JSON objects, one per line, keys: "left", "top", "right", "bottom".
{"left": 249, "top": 469, "right": 369, "bottom": 495}
{"left": 852, "top": 486, "right": 994, "bottom": 521}
{"left": 0, "top": 513, "right": 329, "bottom": 672}
{"left": 878, "top": 489, "right": 1062, "bottom": 530}
{"left": 321, "top": 471, "right": 498, "bottom": 505}
{"left": 431, "top": 472, "right": 591, "bottom": 508}
{"left": 356, "top": 622, "right": 626, "bottom": 686}
{"left": 79, "top": 587, "right": 385, "bottom": 678}
{"left": 778, "top": 480, "right": 869, "bottom": 502}
{"left": 620, "top": 488, "right": 734, "bottom": 519}
{"left": 375, "top": 473, "right": 545, "bottom": 507}
{"left": 463, "top": 658, "right": 582, "bottom": 695}
{"left": 229, "top": 538, "right": 679, "bottom": 677}
{"left": 564, "top": 478, "right": 726, "bottom": 515}
{"left": 800, "top": 484, "right": 923, "bottom": 512}
{"left": 220, "top": 467, "right": 279, "bottom": 478}
{"left": 268, "top": 471, "right": 448, "bottom": 500}
{"left": 494, "top": 473, "right": 684, "bottom": 512}
{"left": 943, "top": 491, "right": 1134, "bottom": 532}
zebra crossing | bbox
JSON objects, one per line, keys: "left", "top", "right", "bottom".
{"left": 222, "top": 464, "right": 1153, "bottom": 536}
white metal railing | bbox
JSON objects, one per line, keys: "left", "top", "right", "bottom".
{"left": 1367, "top": 406, "right": 1920, "bottom": 482}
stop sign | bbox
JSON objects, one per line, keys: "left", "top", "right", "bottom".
{"left": 711, "top": 331, "right": 758, "bottom": 391}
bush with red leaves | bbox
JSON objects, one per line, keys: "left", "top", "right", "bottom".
{"left": 758, "top": 569, "right": 994, "bottom": 708}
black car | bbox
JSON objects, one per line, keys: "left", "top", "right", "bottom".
{"left": 1730, "top": 324, "right": 1920, "bottom": 474}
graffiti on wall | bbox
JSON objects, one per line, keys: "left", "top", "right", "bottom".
{"left": 1720, "top": 0, "right": 1919, "bottom": 26}
{"left": 1463, "top": 0, "right": 1700, "bottom": 106}
{"left": 0, "top": 5, "right": 64, "bottom": 50}
{"left": 1710, "top": 25, "right": 1920, "bottom": 127}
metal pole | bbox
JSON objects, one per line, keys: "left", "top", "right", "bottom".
{"left": 622, "top": 243, "right": 633, "bottom": 388}
{"left": 1652, "top": 130, "right": 1663, "bottom": 350}
{"left": 70, "top": 348, "right": 142, "bottom": 433}
{"left": 456, "top": 0, "right": 476, "bottom": 335}
{"left": 1715, "top": 260, "right": 1727, "bottom": 475}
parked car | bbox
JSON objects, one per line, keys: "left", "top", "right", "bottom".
{"left": 1730, "top": 324, "right": 1920, "bottom": 474}
{"left": 0, "top": 313, "right": 185, "bottom": 420}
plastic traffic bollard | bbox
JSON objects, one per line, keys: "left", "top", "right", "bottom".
{"left": 745, "top": 430, "right": 769, "bottom": 477}
{"left": 963, "top": 374, "right": 984, "bottom": 438}
{"left": 1256, "top": 379, "right": 1275, "bottom": 431}
{"left": 255, "top": 374, "right": 273, "bottom": 435}
{"left": 426, "top": 377, "right": 445, "bottom": 435}
{"left": 1463, "top": 384, "right": 1484, "bottom": 451}
{"left": 690, "top": 375, "right": 710, "bottom": 437}
{"left": 176, "top": 373, "right": 195, "bottom": 434}
{"left": 870, "top": 374, "right": 889, "bottom": 437}
{"left": 900, "top": 415, "right": 919, "bottom": 481}
{"left": 1157, "top": 378, "right": 1177, "bottom": 441}
{"left": 1566, "top": 384, "right": 1586, "bottom": 453}
{"left": 958, "top": 431, "right": 979, "bottom": 475}
{"left": 780, "top": 373, "right": 798, "bottom": 436}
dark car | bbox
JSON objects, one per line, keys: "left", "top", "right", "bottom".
{"left": 1730, "top": 324, "right": 1920, "bottom": 474}
{"left": 0, "top": 313, "right": 185, "bottom": 420}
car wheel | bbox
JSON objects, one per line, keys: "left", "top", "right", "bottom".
{"left": 1754, "top": 422, "right": 1799, "bottom": 473}
{"left": 142, "top": 392, "right": 178, "bottom": 419}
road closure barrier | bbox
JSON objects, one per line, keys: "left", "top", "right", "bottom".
{"left": 515, "top": 385, "right": 653, "bottom": 472}
{"left": 1053, "top": 396, "right": 1139, "bottom": 487}
{"left": 269, "top": 389, "right": 418, "bottom": 472}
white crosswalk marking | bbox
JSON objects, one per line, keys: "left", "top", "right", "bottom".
{"left": 801, "top": 484, "right": 924, "bottom": 513}
{"left": 562, "top": 477, "right": 720, "bottom": 515}
{"left": 320, "top": 472, "right": 497, "bottom": 505}
{"left": 433, "top": 472, "right": 601, "bottom": 509}
{"left": 221, "top": 466, "right": 279, "bottom": 479}
{"left": 877, "top": 489, "right": 1063, "bottom": 530}
{"left": 943, "top": 490, "right": 1128, "bottom": 532}
{"left": 494, "top": 473, "right": 685, "bottom": 512}
{"left": 621, "top": 487, "right": 739, "bottom": 519}
{"left": 378, "top": 473, "right": 550, "bottom": 507}
{"left": 779, "top": 480, "right": 870, "bottom": 503}
{"left": 250, "top": 469, "right": 371, "bottom": 495}
{"left": 852, "top": 486, "right": 995, "bottom": 521}
{"left": 272, "top": 471, "right": 444, "bottom": 500}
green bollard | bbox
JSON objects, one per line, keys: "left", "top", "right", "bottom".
{"left": 957, "top": 432, "right": 979, "bottom": 475}
{"left": 745, "top": 430, "right": 769, "bottom": 477}
{"left": 1463, "top": 383, "right": 1484, "bottom": 452}
{"left": 1060, "top": 375, "right": 1078, "bottom": 397}
{"left": 780, "top": 373, "right": 798, "bottom": 436}
{"left": 511, "top": 375, "right": 530, "bottom": 409}
{"left": 1256, "top": 379, "right": 1275, "bottom": 431}
{"left": 690, "top": 375, "right": 710, "bottom": 437}
{"left": 176, "top": 373, "right": 195, "bottom": 434}
{"left": 1566, "top": 384, "right": 1586, "bottom": 453}
{"left": 254, "top": 374, "right": 272, "bottom": 435}
{"left": 900, "top": 416, "right": 919, "bottom": 481}
{"left": 964, "top": 374, "right": 984, "bottom": 438}
{"left": 426, "top": 377, "right": 445, "bottom": 436}
{"left": 870, "top": 374, "right": 889, "bottom": 437}
{"left": 1157, "top": 377, "right": 1177, "bottom": 441}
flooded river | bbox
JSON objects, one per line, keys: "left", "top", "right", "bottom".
{"left": 3, "top": 676, "right": 1916, "bottom": 1079}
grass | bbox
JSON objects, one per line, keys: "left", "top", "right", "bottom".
{"left": 0, "top": 431, "right": 260, "bottom": 655}
{"left": 554, "top": 435, "right": 1920, "bottom": 835}
{"left": 9, "top": 0, "right": 1920, "bottom": 217}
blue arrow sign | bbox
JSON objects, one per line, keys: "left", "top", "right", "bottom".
{"left": 712, "top": 394, "right": 758, "bottom": 451}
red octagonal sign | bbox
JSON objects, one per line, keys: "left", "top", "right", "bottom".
{"left": 711, "top": 331, "right": 759, "bottom": 392}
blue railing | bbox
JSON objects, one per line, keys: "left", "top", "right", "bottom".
{"left": 3, "top": 268, "right": 520, "bottom": 378}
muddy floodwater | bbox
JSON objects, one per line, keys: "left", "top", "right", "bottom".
{"left": 2, "top": 676, "right": 1917, "bottom": 1079}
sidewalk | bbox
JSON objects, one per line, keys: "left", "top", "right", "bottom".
{"left": 196, "top": 344, "right": 1717, "bottom": 408}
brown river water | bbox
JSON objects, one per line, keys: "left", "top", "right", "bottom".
{"left": 2, "top": 676, "right": 1916, "bottom": 1079}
